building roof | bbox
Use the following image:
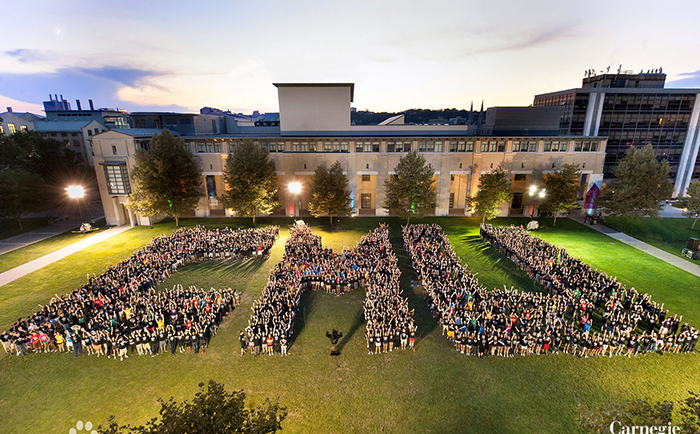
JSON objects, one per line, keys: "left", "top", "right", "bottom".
{"left": 273, "top": 83, "right": 355, "bottom": 102}
{"left": 535, "top": 87, "right": 700, "bottom": 99}
{"left": 33, "top": 120, "right": 93, "bottom": 132}
{"left": 110, "top": 128, "right": 180, "bottom": 137}
{"left": 0, "top": 111, "right": 44, "bottom": 119}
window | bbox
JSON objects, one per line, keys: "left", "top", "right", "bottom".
{"left": 197, "top": 142, "right": 206, "bottom": 153}
{"left": 361, "top": 193, "right": 372, "bottom": 209}
{"left": 387, "top": 141, "right": 410, "bottom": 152}
{"left": 590, "top": 141, "right": 598, "bottom": 151}
{"left": 61, "top": 132, "right": 68, "bottom": 137}
{"left": 574, "top": 141, "right": 582, "bottom": 152}
{"left": 512, "top": 193, "right": 523, "bottom": 209}
{"left": 138, "top": 141, "right": 150, "bottom": 151}
{"left": 71, "top": 132, "right": 78, "bottom": 137}
{"left": 355, "top": 142, "right": 378, "bottom": 152}
{"left": 180, "top": 118, "right": 192, "bottom": 125}
{"left": 362, "top": 174, "right": 371, "bottom": 182}
{"left": 449, "top": 193, "right": 455, "bottom": 209}
{"left": 527, "top": 141, "right": 537, "bottom": 152}
{"left": 322, "top": 141, "right": 347, "bottom": 152}
{"left": 292, "top": 142, "right": 315, "bottom": 152}
{"left": 513, "top": 174, "right": 527, "bottom": 181}
{"left": 111, "top": 145, "right": 118, "bottom": 155}
{"left": 481, "top": 141, "right": 499, "bottom": 152}
{"left": 104, "top": 164, "right": 131, "bottom": 195}
{"left": 0, "top": 125, "right": 4, "bottom": 134}
{"left": 20, "top": 125, "right": 28, "bottom": 133}
{"left": 87, "top": 130, "right": 93, "bottom": 136}
{"left": 8, "top": 123, "right": 16, "bottom": 134}
{"left": 63, "top": 140, "right": 70, "bottom": 147}
{"left": 73, "top": 140, "right": 80, "bottom": 147}
{"left": 206, "top": 175, "right": 217, "bottom": 197}
{"left": 512, "top": 141, "right": 521, "bottom": 152}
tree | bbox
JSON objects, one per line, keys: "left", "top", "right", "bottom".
{"left": 598, "top": 144, "right": 673, "bottom": 217}
{"left": 468, "top": 169, "right": 513, "bottom": 224}
{"left": 539, "top": 164, "right": 581, "bottom": 226}
{"left": 383, "top": 152, "right": 437, "bottom": 223}
{"left": 308, "top": 161, "right": 352, "bottom": 225}
{"left": 100, "top": 380, "right": 287, "bottom": 434}
{"left": 222, "top": 138, "right": 278, "bottom": 225}
{"left": 0, "top": 168, "right": 48, "bottom": 230}
{"left": 578, "top": 389, "right": 700, "bottom": 434}
{"left": 127, "top": 130, "right": 203, "bottom": 227}
{"left": 677, "top": 180, "right": 700, "bottom": 229}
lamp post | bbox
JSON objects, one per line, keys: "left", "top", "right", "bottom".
{"left": 528, "top": 185, "right": 546, "bottom": 217}
{"left": 288, "top": 181, "right": 301, "bottom": 218}
{"left": 66, "top": 185, "right": 85, "bottom": 219}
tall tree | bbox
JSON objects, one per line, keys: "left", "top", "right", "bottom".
{"left": 677, "top": 180, "right": 700, "bottom": 229}
{"left": 598, "top": 144, "right": 673, "bottom": 217}
{"left": 383, "top": 152, "right": 437, "bottom": 223}
{"left": 222, "top": 138, "right": 278, "bottom": 225}
{"left": 468, "top": 169, "right": 513, "bottom": 224}
{"left": 308, "top": 161, "right": 352, "bottom": 225}
{"left": 127, "top": 130, "right": 203, "bottom": 226}
{"left": 100, "top": 380, "right": 287, "bottom": 434}
{"left": 539, "top": 164, "right": 582, "bottom": 226}
{"left": 0, "top": 168, "right": 49, "bottom": 230}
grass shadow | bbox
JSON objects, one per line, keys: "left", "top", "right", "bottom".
{"left": 337, "top": 307, "right": 364, "bottom": 352}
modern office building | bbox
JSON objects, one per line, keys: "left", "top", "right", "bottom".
{"left": 533, "top": 71, "right": 700, "bottom": 197}
{"left": 92, "top": 83, "right": 607, "bottom": 226}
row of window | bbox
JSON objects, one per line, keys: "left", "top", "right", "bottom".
{"left": 0, "top": 124, "right": 29, "bottom": 134}
{"left": 184, "top": 140, "right": 601, "bottom": 154}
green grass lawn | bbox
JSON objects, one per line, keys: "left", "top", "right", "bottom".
{"left": 0, "top": 216, "right": 698, "bottom": 434}
{"left": 604, "top": 216, "right": 700, "bottom": 263}
{"left": 0, "top": 219, "right": 108, "bottom": 274}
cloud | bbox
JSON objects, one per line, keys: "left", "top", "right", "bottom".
{"left": 75, "top": 66, "right": 166, "bottom": 87}
{"left": 666, "top": 70, "right": 700, "bottom": 88}
{"left": 4, "top": 49, "right": 51, "bottom": 63}
{"left": 457, "top": 24, "right": 575, "bottom": 58}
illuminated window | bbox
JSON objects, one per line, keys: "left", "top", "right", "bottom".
{"left": 7, "top": 123, "right": 16, "bottom": 134}
{"left": 362, "top": 174, "right": 371, "bottom": 182}
{"left": 104, "top": 164, "right": 131, "bottom": 195}
{"left": 361, "top": 193, "right": 372, "bottom": 209}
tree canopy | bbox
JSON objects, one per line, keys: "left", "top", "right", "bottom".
{"left": 221, "top": 138, "right": 278, "bottom": 225}
{"left": 308, "top": 161, "right": 352, "bottom": 225}
{"left": 383, "top": 152, "right": 437, "bottom": 223}
{"left": 677, "top": 180, "right": 700, "bottom": 229}
{"left": 598, "top": 144, "right": 673, "bottom": 217}
{"left": 0, "top": 131, "right": 93, "bottom": 228}
{"left": 469, "top": 168, "right": 513, "bottom": 223}
{"left": 539, "top": 163, "right": 582, "bottom": 226}
{"left": 127, "top": 130, "right": 203, "bottom": 226}
{"left": 100, "top": 380, "right": 287, "bottom": 434}
{"left": 0, "top": 168, "right": 48, "bottom": 230}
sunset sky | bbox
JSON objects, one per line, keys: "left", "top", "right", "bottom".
{"left": 2, "top": 0, "right": 699, "bottom": 115}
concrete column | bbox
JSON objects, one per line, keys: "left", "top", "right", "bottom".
{"left": 674, "top": 93, "right": 700, "bottom": 197}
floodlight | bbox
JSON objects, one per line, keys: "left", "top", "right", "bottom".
{"left": 66, "top": 185, "right": 85, "bottom": 199}
{"left": 288, "top": 182, "right": 302, "bottom": 194}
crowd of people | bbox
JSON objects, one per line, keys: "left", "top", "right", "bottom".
{"left": 1, "top": 226, "right": 278, "bottom": 359}
{"left": 402, "top": 223, "right": 697, "bottom": 358}
{"left": 244, "top": 222, "right": 416, "bottom": 356}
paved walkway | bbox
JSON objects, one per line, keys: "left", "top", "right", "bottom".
{"left": 0, "top": 225, "right": 133, "bottom": 287}
{"left": 570, "top": 215, "right": 700, "bottom": 278}
{"left": 0, "top": 215, "right": 104, "bottom": 256}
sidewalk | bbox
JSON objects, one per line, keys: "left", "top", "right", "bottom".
{"left": 569, "top": 215, "right": 700, "bottom": 278}
{"left": 0, "top": 225, "right": 133, "bottom": 287}
{"left": 0, "top": 215, "right": 104, "bottom": 256}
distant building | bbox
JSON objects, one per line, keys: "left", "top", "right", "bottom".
{"left": 0, "top": 108, "right": 44, "bottom": 135}
{"left": 34, "top": 120, "right": 106, "bottom": 166}
{"left": 92, "top": 83, "right": 606, "bottom": 226}
{"left": 130, "top": 112, "right": 227, "bottom": 135}
{"left": 43, "top": 95, "right": 130, "bottom": 129}
{"left": 480, "top": 106, "right": 564, "bottom": 136}
{"left": 534, "top": 70, "right": 700, "bottom": 196}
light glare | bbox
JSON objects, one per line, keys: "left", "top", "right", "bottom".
{"left": 66, "top": 185, "right": 85, "bottom": 199}
{"left": 288, "top": 182, "right": 302, "bottom": 194}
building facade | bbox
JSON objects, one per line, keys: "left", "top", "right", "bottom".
{"left": 34, "top": 120, "right": 107, "bottom": 166}
{"left": 0, "top": 109, "right": 44, "bottom": 135}
{"left": 92, "top": 83, "right": 607, "bottom": 226}
{"left": 533, "top": 71, "right": 700, "bottom": 196}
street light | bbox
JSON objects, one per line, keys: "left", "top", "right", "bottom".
{"left": 66, "top": 185, "right": 85, "bottom": 219}
{"left": 288, "top": 182, "right": 302, "bottom": 217}
{"left": 528, "top": 185, "right": 546, "bottom": 217}
{"left": 66, "top": 185, "right": 85, "bottom": 199}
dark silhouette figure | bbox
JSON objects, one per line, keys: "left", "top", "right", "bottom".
{"left": 326, "top": 329, "right": 343, "bottom": 356}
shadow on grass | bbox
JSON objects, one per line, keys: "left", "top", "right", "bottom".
{"left": 337, "top": 307, "right": 364, "bottom": 353}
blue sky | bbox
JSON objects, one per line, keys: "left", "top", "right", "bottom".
{"left": 2, "top": 0, "right": 699, "bottom": 115}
